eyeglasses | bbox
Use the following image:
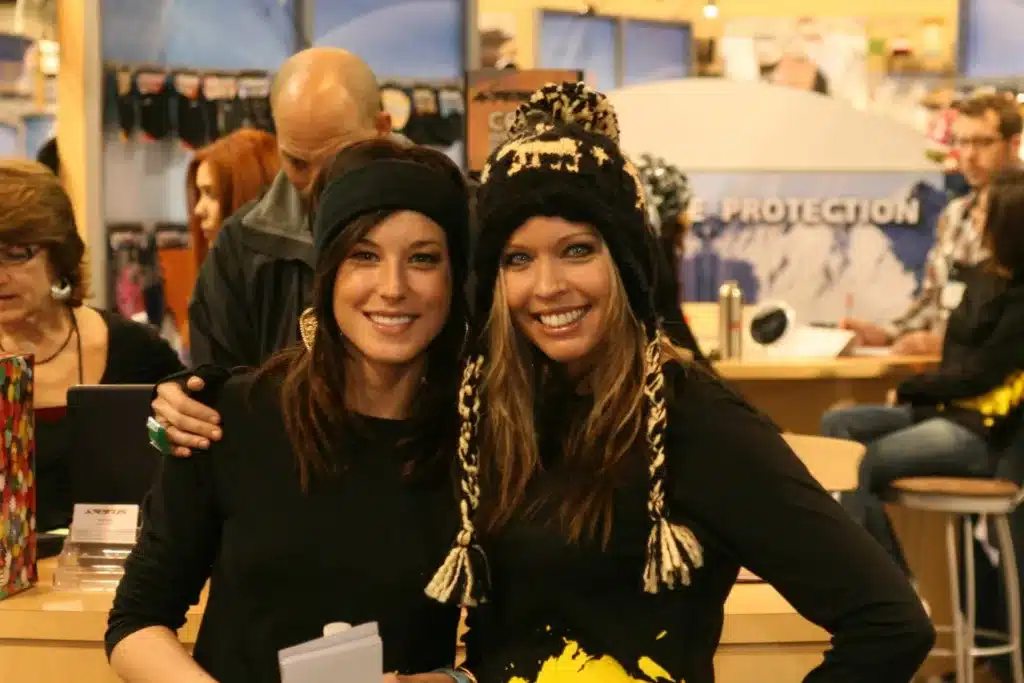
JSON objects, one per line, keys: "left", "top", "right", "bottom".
{"left": 0, "top": 244, "right": 42, "bottom": 266}
{"left": 952, "top": 135, "right": 1004, "bottom": 150}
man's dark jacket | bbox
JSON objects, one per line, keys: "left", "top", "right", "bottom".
{"left": 189, "top": 171, "right": 313, "bottom": 368}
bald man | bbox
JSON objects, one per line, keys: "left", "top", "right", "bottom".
{"left": 187, "top": 48, "right": 395, "bottom": 368}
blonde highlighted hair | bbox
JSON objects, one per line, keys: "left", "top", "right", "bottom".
{"left": 424, "top": 249, "right": 701, "bottom": 607}
{"left": 481, "top": 255, "right": 689, "bottom": 544}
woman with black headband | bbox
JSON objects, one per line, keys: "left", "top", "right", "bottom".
{"left": 136, "top": 86, "right": 934, "bottom": 683}
{"left": 106, "top": 138, "right": 471, "bottom": 683}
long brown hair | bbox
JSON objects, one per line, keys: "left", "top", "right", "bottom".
{"left": 186, "top": 129, "right": 280, "bottom": 265}
{"left": 983, "top": 167, "right": 1024, "bottom": 276}
{"left": 478, "top": 254, "right": 689, "bottom": 545}
{"left": 259, "top": 138, "right": 469, "bottom": 489}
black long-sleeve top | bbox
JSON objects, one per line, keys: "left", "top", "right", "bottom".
{"left": 106, "top": 373, "right": 461, "bottom": 683}
{"left": 464, "top": 365, "right": 935, "bottom": 683}
{"left": 36, "top": 309, "right": 185, "bottom": 532}
{"left": 898, "top": 264, "right": 1024, "bottom": 407}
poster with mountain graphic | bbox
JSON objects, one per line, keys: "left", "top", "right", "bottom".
{"left": 610, "top": 79, "right": 945, "bottom": 326}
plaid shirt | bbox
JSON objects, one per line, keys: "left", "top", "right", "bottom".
{"left": 886, "top": 192, "right": 990, "bottom": 338}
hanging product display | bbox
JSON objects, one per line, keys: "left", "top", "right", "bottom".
{"left": 380, "top": 80, "right": 464, "bottom": 148}
{"left": 108, "top": 223, "right": 162, "bottom": 326}
{"left": 437, "top": 86, "right": 465, "bottom": 146}
{"left": 104, "top": 64, "right": 276, "bottom": 147}
{"left": 136, "top": 69, "right": 173, "bottom": 142}
{"left": 203, "top": 73, "right": 245, "bottom": 139}
{"left": 237, "top": 73, "right": 274, "bottom": 133}
{"left": 114, "top": 66, "right": 137, "bottom": 140}
{"left": 105, "top": 64, "right": 466, "bottom": 150}
{"left": 174, "top": 70, "right": 211, "bottom": 150}
{"left": 406, "top": 86, "right": 441, "bottom": 144}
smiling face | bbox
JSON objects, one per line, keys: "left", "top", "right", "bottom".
{"left": 500, "top": 216, "right": 614, "bottom": 373}
{"left": 332, "top": 211, "right": 451, "bottom": 369}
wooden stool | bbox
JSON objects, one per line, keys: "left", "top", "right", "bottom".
{"left": 890, "top": 476, "right": 1024, "bottom": 683}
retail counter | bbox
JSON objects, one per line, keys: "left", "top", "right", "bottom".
{"left": 716, "top": 355, "right": 939, "bottom": 435}
{"left": 0, "top": 559, "right": 829, "bottom": 683}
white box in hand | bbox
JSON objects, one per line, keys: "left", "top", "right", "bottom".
{"left": 278, "top": 621, "right": 382, "bottom": 683}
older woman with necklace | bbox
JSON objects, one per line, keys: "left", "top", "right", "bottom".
{"left": 0, "top": 160, "right": 184, "bottom": 533}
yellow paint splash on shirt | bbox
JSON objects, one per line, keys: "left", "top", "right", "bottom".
{"left": 507, "top": 640, "right": 677, "bottom": 683}
{"left": 637, "top": 657, "right": 672, "bottom": 681}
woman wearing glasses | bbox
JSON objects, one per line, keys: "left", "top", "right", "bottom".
{"left": 0, "top": 160, "right": 184, "bottom": 533}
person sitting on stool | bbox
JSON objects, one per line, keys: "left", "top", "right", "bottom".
{"left": 821, "top": 167, "right": 1024, "bottom": 590}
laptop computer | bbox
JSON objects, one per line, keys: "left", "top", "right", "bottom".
{"left": 66, "top": 384, "right": 161, "bottom": 507}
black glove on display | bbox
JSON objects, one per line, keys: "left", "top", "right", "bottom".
{"left": 174, "top": 71, "right": 210, "bottom": 150}
{"left": 436, "top": 86, "right": 465, "bottom": 147}
{"left": 202, "top": 75, "right": 239, "bottom": 140}
{"left": 115, "top": 67, "right": 138, "bottom": 140}
{"left": 136, "top": 70, "right": 173, "bottom": 142}
{"left": 238, "top": 74, "right": 274, "bottom": 133}
{"left": 216, "top": 75, "right": 245, "bottom": 136}
{"left": 403, "top": 86, "right": 442, "bottom": 145}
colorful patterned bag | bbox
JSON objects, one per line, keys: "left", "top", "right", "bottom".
{"left": 0, "top": 354, "right": 36, "bottom": 599}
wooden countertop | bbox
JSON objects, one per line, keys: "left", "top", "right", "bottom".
{"left": 0, "top": 560, "right": 205, "bottom": 644}
{"left": 1, "top": 560, "right": 826, "bottom": 648}
{"left": 715, "top": 355, "right": 939, "bottom": 381}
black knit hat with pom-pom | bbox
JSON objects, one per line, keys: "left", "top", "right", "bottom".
{"left": 424, "top": 81, "right": 703, "bottom": 608}
{"left": 472, "top": 81, "right": 661, "bottom": 333}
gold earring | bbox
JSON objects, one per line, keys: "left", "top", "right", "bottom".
{"left": 299, "top": 308, "right": 318, "bottom": 351}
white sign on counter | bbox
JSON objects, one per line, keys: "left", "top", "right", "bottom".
{"left": 69, "top": 503, "right": 140, "bottom": 545}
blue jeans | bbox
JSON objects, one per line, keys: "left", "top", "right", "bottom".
{"left": 820, "top": 404, "right": 993, "bottom": 576}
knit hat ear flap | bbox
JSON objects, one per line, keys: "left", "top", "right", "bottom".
{"left": 642, "top": 329, "right": 704, "bottom": 592}
{"left": 425, "top": 353, "right": 488, "bottom": 606}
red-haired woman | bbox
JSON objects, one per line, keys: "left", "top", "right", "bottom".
{"left": 185, "top": 129, "right": 280, "bottom": 266}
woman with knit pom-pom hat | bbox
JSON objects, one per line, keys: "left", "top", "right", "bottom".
{"left": 428, "top": 81, "right": 935, "bottom": 683}
{"left": 144, "top": 82, "right": 936, "bottom": 683}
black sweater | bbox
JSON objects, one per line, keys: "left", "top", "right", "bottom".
{"left": 464, "top": 367, "right": 935, "bottom": 683}
{"left": 897, "top": 264, "right": 1024, "bottom": 440}
{"left": 36, "top": 309, "right": 184, "bottom": 531}
{"left": 106, "top": 374, "right": 461, "bottom": 682}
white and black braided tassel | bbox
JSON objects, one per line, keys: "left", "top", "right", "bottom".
{"left": 425, "top": 354, "right": 487, "bottom": 606}
{"left": 641, "top": 331, "right": 703, "bottom": 593}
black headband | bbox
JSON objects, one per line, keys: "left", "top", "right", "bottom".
{"left": 313, "top": 159, "right": 468, "bottom": 259}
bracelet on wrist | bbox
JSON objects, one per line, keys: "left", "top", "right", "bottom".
{"left": 432, "top": 666, "right": 477, "bottom": 683}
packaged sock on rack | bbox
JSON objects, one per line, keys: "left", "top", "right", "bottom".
{"left": 136, "top": 70, "right": 173, "bottom": 142}
{"left": 174, "top": 71, "right": 211, "bottom": 150}
{"left": 114, "top": 67, "right": 137, "bottom": 141}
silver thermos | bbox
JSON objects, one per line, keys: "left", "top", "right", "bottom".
{"left": 718, "top": 280, "right": 743, "bottom": 360}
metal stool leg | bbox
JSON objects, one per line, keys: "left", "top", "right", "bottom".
{"left": 964, "top": 515, "right": 977, "bottom": 683}
{"left": 995, "top": 514, "right": 1024, "bottom": 683}
{"left": 948, "top": 514, "right": 968, "bottom": 682}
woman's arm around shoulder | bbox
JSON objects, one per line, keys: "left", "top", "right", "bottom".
{"left": 104, "top": 378, "right": 253, "bottom": 682}
{"left": 666, "top": 368, "right": 935, "bottom": 682}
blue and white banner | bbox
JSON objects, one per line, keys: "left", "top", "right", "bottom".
{"left": 681, "top": 171, "right": 945, "bottom": 324}
{"left": 608, "top": 78, "right": 946, "bottom": 326}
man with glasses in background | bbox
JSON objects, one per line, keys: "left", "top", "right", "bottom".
{"left": 842, "top": 92, "right": 1022, "bottom": 355}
